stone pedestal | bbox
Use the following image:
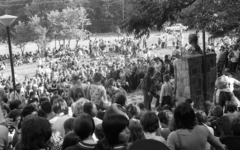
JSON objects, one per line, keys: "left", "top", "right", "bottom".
{"left": 175, "top": 53, "right": 217, "bottom": 110}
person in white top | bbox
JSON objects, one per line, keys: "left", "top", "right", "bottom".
{"left": 160, "top": 74, "right": 173, "bottom": 107}
{"left": 224, "top": 68, "right": 240, "bottom": 92}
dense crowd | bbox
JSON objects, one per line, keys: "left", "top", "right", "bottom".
{"left": 0, "top": 33, "right": 240, "bottom": 150}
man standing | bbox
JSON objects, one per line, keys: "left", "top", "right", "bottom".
{"left": 9, "top": 83, "right": 25, "bottom": 103}
{"left": 142, "top": 67, "right": 155, "bottom": 110}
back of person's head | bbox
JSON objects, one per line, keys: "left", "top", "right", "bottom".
{"left": 162, "top": 105, "right": 172, "bottom": 111}
{"left": 37, "top": 109, "right": 47, "bottom": 118}
{"left": 137, "top": 102, "right": 146, "bottom": 110}
{"left": 50, "top": 95, "right": 61, "bottom": 105}
{"left": 106, "top": 78, "right": 115, "bottom": 88}
{"left": 28, "top": 98, "right": 38, "bottom": 105}
{"left": 115, "top": 94, "right": 126, "bottom": 106}
{"left": 212, "top": 105, "right": 223, "bottom": 118}
{"left": 185, "top": 99, "right": 193, "bottom": 105}
{"left": 126, "top": 103, "right": 140, "bottom": 119}
{"left": 195, "top": 110, "right": 207, "bottom": 125}
{"left": 73, "top": 113, "right": 95, "bottom": 141}
{"left": 39, "top": 97, "right": 49, "bottom": 105}
{"left": 99, "top": 114, "right": 129, "bottom": 147}
{"left": 174, "top": 102, "right": 196, "bottom": 130}
{"left": 226, "top": 102, "right": 238, "bottom": 113}
{"left": 129, "top": 120, "right": 145, "bottom": 143}
{"left": 72, "top": 98, "right": 89, "bottom": 117}
{"left": 41, "top": 101, "right": 52, "bottom": 114}
{"left": 158, "top": 110, "right": 173, "bottom": 126}
{"left": 163, "top": 74, "right": 170, "bottom": 82}
{"left": 231, "top": 118, "right": 240, "bottom": 136}
{"left": 62, "top": 131, "right": 80, "bottom": 150}
{"left": 9, "top": 100, "right": 21, "bottom": 110}
{"left": 140, "top": 112, "right": 159, "bottom": 133}
{"left": 64, "top": 118, "right": 75, "bottom": 135}
{"left": 95, "top": 124, "right": 105, "bottom": 141}
{"left": 20, "top": 116, "right": 52, "bottom": 150}
{"left": 21, "top": 105, "right": 37, "bottom": 118}
{"left": 7, "top": 109, "right": 21, "bottom": 121}
{"left": 83, "top": 102, "right": 98, "bottom": 117}
{"left": 52, "top": 98, "right": 68, "bottom": 115}
{"left": 73, "top": 87, "right": 84, "bottom": 102}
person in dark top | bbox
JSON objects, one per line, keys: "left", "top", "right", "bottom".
{"left": 142, "top": 67, "right": 155, "bottom": 110}
{"left": 220, "top": 118, "right": 240, "bottom": 150}
{"left": 66, "top": 113, "right": 96, "bottom": 150}
{"left": 94, "top": 114, "right": 130, "bottom": 150}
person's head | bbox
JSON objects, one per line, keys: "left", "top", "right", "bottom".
{"left": 62, "top": 131, "right": 80, "bottom": 150}
{"left": 185, "top": 99, "right": 194, "bottom": 108}
{"left": 231, "top": 118, "right": 240, "bottom": 136}
{"left": 64, "top": 118, "right": 75, "bottom": 135}
{"left": 137, "top": 102, "right": 146, "bottom": 111}
{"left": 225, "top": 102, "right": 238, "bottom": 113}
{"left": 188, "top": 34, "right": 198, "bottom": 45}
{"left": 106, "top": 78, "right": 115, "bottom": 93}
{"left": 163, "top": 74, "right": 170, "bottom": 82}
{"left": 9, "top": 100, "right": 22, "bottom": 110}
{"left": 93, "top": 72, "right": 103, "bottom": 83}
{"left": 72, "top": 98, "right": 89, "bottom": 117}
{"left": 28, "top": 98, "right": 39, "bottom": 108}
{"left": 83, "top": 102, "right": 98, "bottom": 118}
{"left": 52, "top": 98, "right": 68, "bottom": 115}
{"left": 195, "top": 110, "right": 207, "bottom": 125}
{"left": 147, "top": 67, "right": 155, "bottom": 76}
{"left": 16, "top": 83, "right": 21, "bottom": 92}
{"left": 73, "top": 87, "right": 84, "bottom": 102}
{"left": 95, "top": 124, "right": 105, "bottom": 141}
{"left": 126, "top": 103, "right": 140, "bottom": 119}
{"left": 70, "top": 74, "right": 80, "bottom": 85}
{"left": 158, "top": 110, "right": 173, "bottom": 127}
{"left": 129, "top": 120, "right": 145, "bottom": 143}
{"left": 37, "top": 109, "right": 47, "bottom": 118}
{"left": 41, "top": 101, "right": 52, "bottom": 114}
{"left": 140, "top": 112, "right": 159, "bottom": 133}
{"left": 115, "top": 94, "right": 127, "bottom": 107}
{"left": 174, "top": 102, "right": 196, "bottom": 130}
{"left": 73, "top": 113, "right": 95, "bottom": 141}
{"left": 21, "top": 105, "right": 38, "bottom": 119}
{"left": 212, "top": 105, "right": 223, "bottom": 118}
{"left": 20, "top": 116, "right": 52, "bottom": 150}
{"left": 102, "top": 114, "right": 130, "bottom": 146}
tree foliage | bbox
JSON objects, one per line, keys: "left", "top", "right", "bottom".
{"left": 121, "top": 0, "right": 240, "bottom": 38}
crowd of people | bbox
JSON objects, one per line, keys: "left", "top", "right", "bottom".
{"left": 0, "top": 33, "right": 240, "bottom": 150}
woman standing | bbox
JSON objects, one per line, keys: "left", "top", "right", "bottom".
{"left": 167, "top": 102, "right": 225, "bottom": 150}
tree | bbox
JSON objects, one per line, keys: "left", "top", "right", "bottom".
{"left": 28, "top": 15, "right": 48, "bottom": 52}
{"left": 47, "top": 6, "right": 91, "bottom": 46}
{"left": 121, "top": 0, "right": 240, "bottom": 38}
{"left": 13, "top": 21, "right": 32, "bottom": 56}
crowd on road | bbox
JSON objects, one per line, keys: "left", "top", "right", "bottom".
{"left": 0, "top": 34, "right": 240, "bottom": 150}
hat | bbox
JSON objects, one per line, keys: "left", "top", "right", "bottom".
{"left": 71, "top": 74, "right": 80, "bottom": 81}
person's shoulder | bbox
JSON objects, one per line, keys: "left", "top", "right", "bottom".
{"left": 0, "top": 125, "right": 8, "bottom": 132}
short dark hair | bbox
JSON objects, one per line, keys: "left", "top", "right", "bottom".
{"left": 137, "top": 102, "right": 145, "bottom": 110}
{"left": 7, "top": 109, "right": 21, "bottom": 120}
{"left": 52, "top": 98, "right": 68, "bottom": 115}
{"left": 226, "top": 102, "right": 237, "bottom": 113}
{"left": 39, "top": 97, "right": 49, "bottom": 105}
{"left": 9, "top": 100, "right": 21, "bottom": 110}
{"left": 185, "top": 99, "right": 193, "bottom": 104}
{"left": 21, "top": 105, "right": 37, "bottom": 118}
{"left": 115, "top": 94, "right": 126, "bottom": 106}
{"left": 140, "top": 112, "right": 159, "bottom": 133}
{"left": 21, "top": 116, "right": 52, "bottom": 150}
{"left": 62, "top": 131, "right": 80, "bottom": 150}
{"left": 83, "top": 102, "right": 95, "bottom": 117}
{"left": 231, "top": 118, "right": 240, "bottom": 136}
{"left": 174, "top": 102, "right": 196, "bottom": 130}
{"left": 41, "top": 101, "right": 52, "bottom": 114}
{"left": 95, "top": 124, "right": 104, "bottom": 140}
{"left": 64, "top": 118, "right": 75, "bottom": 135}
{"left": 212, "top": 105, "right": 223, "bottom": 118}
{"left": 73, "top": 113, "right": 95, "bottom": 140}
{"left": 37, "top": 109, "right": 47, "bottom": 118}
